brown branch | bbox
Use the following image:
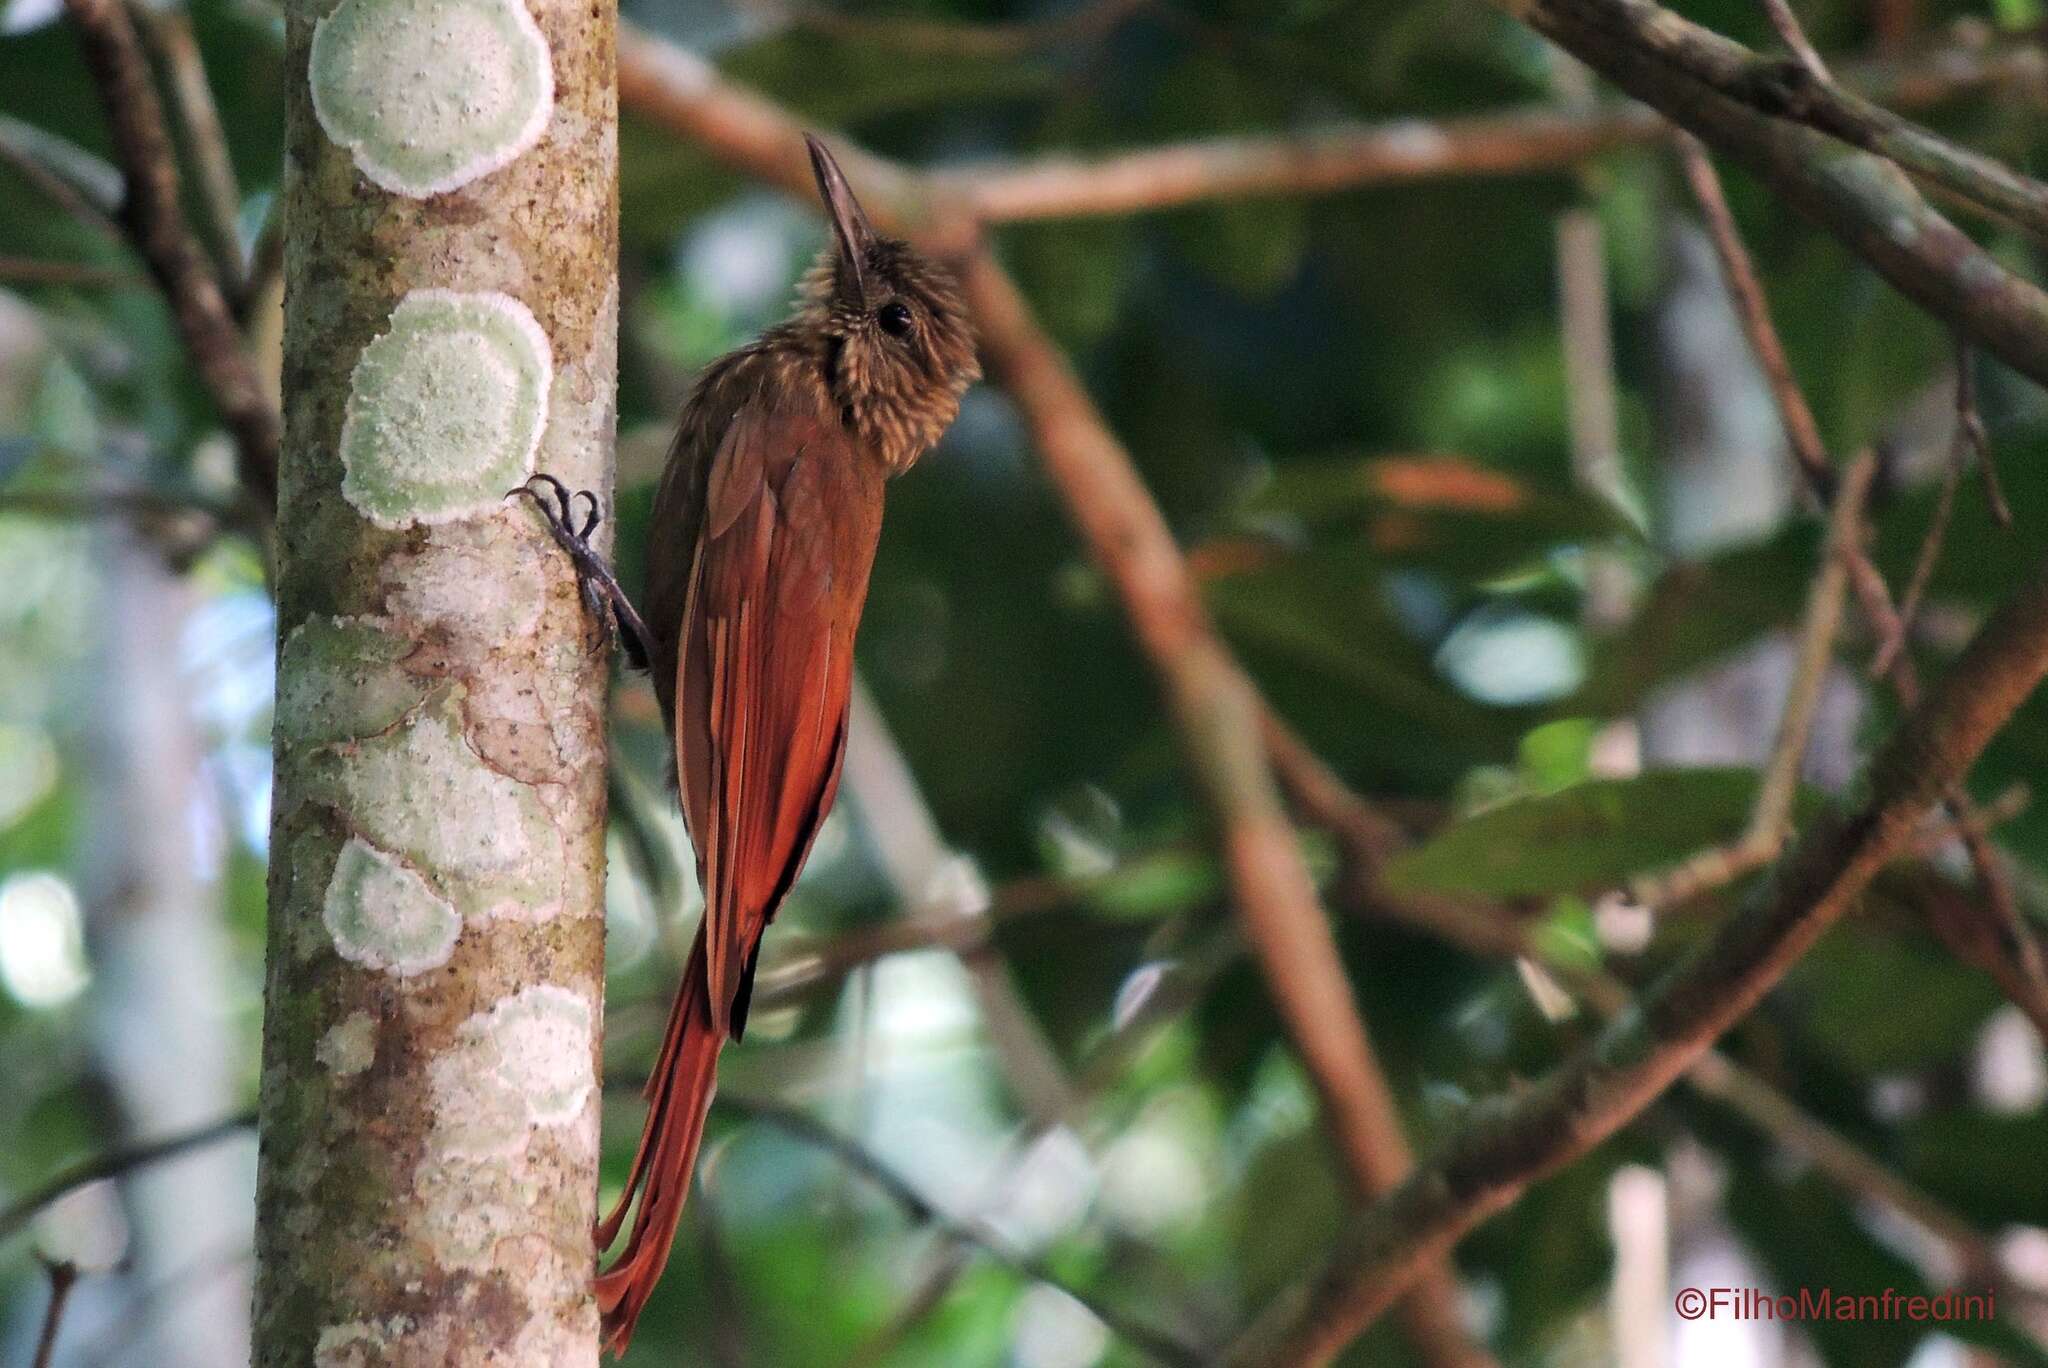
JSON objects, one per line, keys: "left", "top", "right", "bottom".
{"left": 0, "top": 256, "right": 142, "bottom": 288}
{"left": 1673, "top": 130, "right": 1834, "bottom": 498}
{"left": 1264, "top": 718, "right": 2034, "bottom": 1309}
{"left": 614, "top": 36, "right": 1497, "bottom": 1368}
{"left": 61, "top": 0, "right": 277, "bottom": 510}
{"left": 1905, "top": 780, "right": 2029, "bottom": 857}
{"left": 1561, "top": 0, "right": 2048, "bottom": 240}
{"left": 926, "top": 34, "right": 2041, "bottom": 224}
{"left": 127, "top": 0, "right": 245, "bottom": 303}
{"left": 962, "top": 252, "right": 1496, "bottom": 1368}
{"left": 32, "top": 1259, "right": 79, "bottom": 1368}
{"left": 1875, "top": 352, "right": 1983, "bottom": 676}
{"left": 934, "top": 108, "right": 1662, "bottom": 222}
{"left": 1234, "top": 547, "right": 2048, "bottom": 1362}
{"left": 1666, "top": 91, "right": 2048, "bottom": 1041}
{"left": 618, "top": 21, "right": 2042, "bottom": 231}
{"left": 0, "top": 1111, "right": 255, "bottom": 1244}
{"left": 1958, "top": 344, "right": 2012, "bottom": 529}
{"left": 1498, "top": 0, "right": 2048, "bottom": 388}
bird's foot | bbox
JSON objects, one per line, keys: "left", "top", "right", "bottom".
{"left": 509, "top": 473, "right": 653, "bottom": 670}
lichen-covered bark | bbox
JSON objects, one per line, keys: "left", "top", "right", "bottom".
{"left": 253, "top": 0, "right": 615, "bottom": 1356}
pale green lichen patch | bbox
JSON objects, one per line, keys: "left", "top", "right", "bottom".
{"left": 304, "top": 699, "right": 564, "bottom": 920}
{"left": 309, "top": 0, "right": 553, "bottom": 197}
{"left": 277, "top": 616, "right": 428, "bottom": 749}
{"left": 428, "top": 984, "right": 594, "bottom": 1159}
{"left": 381, "top": 527, "right": 547, "bottom": 642}
{"left": 318, "top": 1011, "right": 379, "bottom": 1074}
{"left": 323, "top": 836, "right": 461, "bottom": 975}
{"left": 314, "top": 1320, "right": 397, "bottom": 1368}
{"left": 477, "top": 984, "right": 594, "bottom": 1123}
{"left": 339, "top": 291, "right": 552, "bottom": 528}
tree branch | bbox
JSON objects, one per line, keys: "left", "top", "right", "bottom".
{"left": 1269, "top": 729, "right": 2041, "bottom": 1309}
{"left": 1230, "top": 546, "right": 2048, "bottom": 1363}
{"left": 619, "top": 21, "right": 2041, "bottom": 230}
{"left": 61, "top": 0, "right": 277, "bottom": 510}
{"left": 1496, "top": 0, "right": 2048, "bottom": 388}
{"left": 31, "top": 1259, "right": 79, "bottom": 1368}
{"left": 0, "top": 1111, "right": 255, "bottom": 1245}
{"left": 1670, "top": 104, "right": 2048, "bottom": 1036}
{"left": 128, "top": 0, "right": 245, "bottom": 303}
{"left": 962, "top": 208, "right": 1497, "bottom": 1368}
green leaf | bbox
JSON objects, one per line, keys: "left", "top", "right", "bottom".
{"left": 1383, "top": 768, "right": 1771, "bottom": 898}
{"left": 1789, "top": 925, "right": 2001, "bottom": 1073}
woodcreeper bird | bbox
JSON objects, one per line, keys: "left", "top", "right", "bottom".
{"left": 515, "top": 133, "right": 979, "bottom": 1355}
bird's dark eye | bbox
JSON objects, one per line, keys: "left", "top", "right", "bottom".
{"left": 877, "top": 301, "right": 913, "bottom": 336}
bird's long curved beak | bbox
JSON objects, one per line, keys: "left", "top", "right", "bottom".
{"left": 805, "top": 133, "right": 877, "bottom": 301}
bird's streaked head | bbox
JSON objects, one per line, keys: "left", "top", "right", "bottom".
{"left": 799, "top": 133, "right": 979, "bottom": 473}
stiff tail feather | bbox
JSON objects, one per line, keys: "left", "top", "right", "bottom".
{"left": 595, "top": 933, "right": 725, "bottom": 1356}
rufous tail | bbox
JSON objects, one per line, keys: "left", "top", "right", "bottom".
{"left": 595, "top": 933, "right": 724, "bottom": 1357}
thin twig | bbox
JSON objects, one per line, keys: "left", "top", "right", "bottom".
{"left": 618, "top": 22, "right": 2042, "bottom": 232}
{"left": 1554, "top": 0, "right": 2048, "bottom": 243}
{"left": 1758, "top": 0, "right": 1832, "bottom": 81}
{"left": 721, "top": 1098, "right": 1206, "bottom": 1367}
{"left": 1674, "top": 130, "right": 1834, "bottom": 499}
{"left": 0, "top": 1111, "right": 254, "bottom": 1244}
{"left": 844, "top": 677, "right": 1080, "bottom": 1126}
{"left": 239, "top": 207, "right": 284, "bottom": 329}
{"left": 62, "top": 0, "right": 278, "bottom": 510}
{"left": 32, "top": 1258, "right": 80, "bottom": 1368}
{"left": 1955, "top": 340, "right": 2011, "bottom": 528}
{"left": 0, "top": 256, "right": 142, "bottom": 288}
{"left": 1905, "top": 781, "right": 2029, "bottom": 858}
{"left": 0, "top": 486, "right": 243, "bottom": 525}
{"left": 1875, "top": 398, "right": 1967, "bottom": 678}
{"left": 0, "top": 115, "right": 125, "bottom": 243}
{"left": 1628, "top": 454, "right": 1871, "bottom": 911}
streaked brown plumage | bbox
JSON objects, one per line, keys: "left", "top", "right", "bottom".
{"left": 527, "top": 135, "right": 977, "bottom": 1356}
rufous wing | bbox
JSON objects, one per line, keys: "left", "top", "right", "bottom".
{"left": 674, "top": 398, "right": 883, "bottom": 1036}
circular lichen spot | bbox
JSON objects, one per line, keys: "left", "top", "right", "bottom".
{"left": 339, "top": 290, "right": 552, "bottom": 528}
{"left": 428, "top": 984, "right": 594, "bottom": 1158}
{"left": 322, "top": 835, "right": 462, "bottom": 975}
{"left": 309, "top": 0, "right": 553, "bottom": 197}
{"left": 479, "top": 983, "right": 594, "bottom": 1124}
{"left": 317, "top": 1010, "right": 380, "bottom": 1074}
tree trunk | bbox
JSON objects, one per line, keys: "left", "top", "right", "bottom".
{"left": 252, "top": 0, "right": 617, "bottom": 1356}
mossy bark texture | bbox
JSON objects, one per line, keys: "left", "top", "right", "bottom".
{"left": 253, "top": 0, "right": 616, "bottom": 1357}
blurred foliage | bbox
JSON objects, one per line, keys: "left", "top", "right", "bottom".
{"left": 5, "top": 0, "right": 2048, "bottom": 1364}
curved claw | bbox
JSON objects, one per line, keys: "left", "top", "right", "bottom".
{"left": 575, "top": 489, "right": 601, "bottom": 540}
